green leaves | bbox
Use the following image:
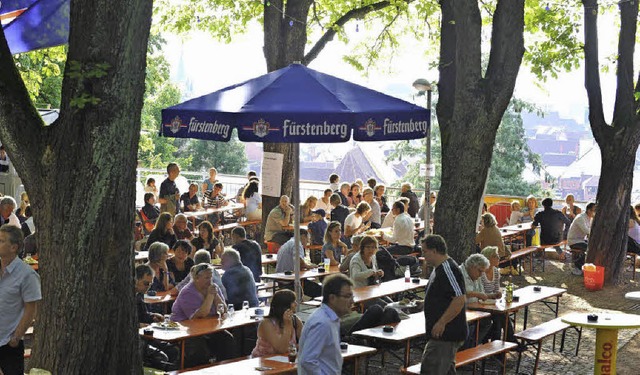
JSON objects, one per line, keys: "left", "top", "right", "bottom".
{"left": 13, "top": 45, "right": 67, "bottom": 108}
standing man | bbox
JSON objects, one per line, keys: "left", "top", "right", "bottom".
{"left": 159, "top": 162, "right": 181, "bottom": 216}
{"left": 264, "top": 195, "right": 294, "bottom": 245}
{"left": 230, "top": 227, "right": 262, "bottom": 282}
{"left": 567, "top": 202, "right": 596, "bottom": 275}
{"left": 420, "top": 234, "right": 467, "bottom": 374}
{"left": 0, "top": 225, "right": 41, "bottom": 375}
{"left": 400, "top": 183, "right": 420, "bottom": 218}
{"left": 298, "top": 274, "right": 354, "bottom": 374}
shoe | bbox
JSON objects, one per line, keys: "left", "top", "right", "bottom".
{"left": 571, "top": 268, "right": 583, "bottom": 276}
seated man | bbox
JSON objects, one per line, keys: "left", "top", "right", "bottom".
{"left": 460, "top": 254, "right": 495, "bottom": 347}
{"left": 171, "top": 264, "right": 234, "bottom": 365}
{"left": 220, "top": 249, "right": 259, "bottom": 310}
{"left": 172, "top": 213, "right": 194, "bottom": 241}
{"left": 203, "top": 182, "right": 228, "bottom": 225}
{"left": 141, "top": 193, "right": 160, "bottom": 224}
{"left": 532, "top": 198, "right": 571, "bottom": 257}
{"left": 0, "top": 145, "right": 9, "bottom": 173}
{"left": 0, "top": 196, "right": 21, "bottom": 228}
{"left": 329, "top": 193, "right": 349, "bottom": 230}
{"left": 176, "top": 249, "right": 226, "bottom": 300}
{"left": 264, "top": 195, "right": 294, "bottom": 245}
{"left": 180, "top": 183, "right": 201, "bottom": 212}
{"left": 338, "top": 182, "right": 351, "bottom": 207}
{"left": 276, "top": 229, "right": 321, "bottom": 298}
{"left": 383, "top": 201, "right": 416, "bottom": 256}
{"left": 400, "top": 183, "right": 420, "bottom": 218}
{"left": 135, "top": 264, "right": 179, "bottom": 370}
{"left": 567, "top": 202, "right": 596, "bottom": 275}
{"left": 230, "top": 226, "right": 262, "bottom": 282}
{"left": 362, "top": 188, "right": 381, "bottom": 229}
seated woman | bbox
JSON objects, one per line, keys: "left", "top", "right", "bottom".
{"left": 168, "top": 240, "right": 195, "bottom": 283}
{"left": 460, "top": 253, "right": 494, "bottom": 347}
{"left": 322, "top": 221, "right": 348, "bottom": 266}
{"left": 522, "top": 195, "right": 539, "bottom": 246}
{"left": 374, "top": 184, "right": 390, "bottom": 213}
{"left": 173, "top": 213, "right": 194, "bottom": 241}
{"left": 251, "top": 290, "right": 303, "bottom": 358}
{"left": 508, "top": 200, "right": 524, "bottom": 225}
{"left": 15, "top": 191, "right": 29, "bottom": 223}
{"left": 191, "top": 221, "right": 223, "bottom": 259}
{"left": 340, "top": 235, "right": 363, "bottom": 274}
{"left": 141, "top": 193, "right": 160, "bottom": 232}
{"left": 143, "top": 212, "right": 177, "bottom": 252}
{"left": 347, "top": 183, "right": 362, "bottom": 207}
{"left": 243, "top": 180, "right": 262, "bottom": 221}
{"left": 300, "top": 196, "right": 318, "bottom": 222}
{"left": 171, "top": 264, "right": 234, "bottom": 365}
{"left": 475, "top": 213, "right": 507, "bottom": 258}
{"left": 480, "top": 246, "right": 517, "bottom": 343}
{"left": 349, "top": 236, "right": 384, "bottom": 288}
{"left": 344, "top": 202, "right": 372, "bottom": 241}
{"left": 562, "top": 194, "right": 582, "bottom": 239}
{"left": 146, "top": 242, "right": 178, "bottom": 296}
{"left": 628, "top": 206, "right": 640, "bottom": 255}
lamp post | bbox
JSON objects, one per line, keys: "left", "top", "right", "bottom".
{"left": 412, "top": 78, "right": 433, "bottom": 235}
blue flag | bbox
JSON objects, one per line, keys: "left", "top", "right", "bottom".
{"left": 1, "top": 0, "right": 69, "bottom": 54}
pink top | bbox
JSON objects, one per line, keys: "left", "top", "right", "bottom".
{"left": 251, "top": 318, "right": 297, "bottom": 358}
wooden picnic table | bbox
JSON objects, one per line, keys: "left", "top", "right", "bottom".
{"left": 261, "top": 265, "right": 342, "bottom": 283}
{"left": 174, "top": 343, "right": 376, "bottom": 374}
{"left": 261, "top": 254, "right": 277, "bottom": 266}
{"left": 467, "top": 285, "right": 566, "bottom": 341}
{"left": 182, "top": 202, "right": 245, "bottom": 227}
{"left": 140, "top": 307, "right": 270, "bottom": 369}
{"left": 352, "top": 311, "right": 491, "bottom": 367}
{"left": 282, "top": 222, "right": 310, "bottom": 231}
{"left": 135, "top": 251, "right": 149, "bottom": 263}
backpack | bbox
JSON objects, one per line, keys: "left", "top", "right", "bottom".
{"left": 375, "top": 247, "right": 401, "bottom": 282}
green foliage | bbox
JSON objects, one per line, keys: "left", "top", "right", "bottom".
{"left": 66, "top": 60, "right": 111, "bottom": 109}
{"left": 185, "top": 137, "right": 248, "bottom": 174}
{"left": 387, "top": 98, "right": 542, "bottom": 196}
{"left": 13, "top": 46, "right": 67, "bottom": 108}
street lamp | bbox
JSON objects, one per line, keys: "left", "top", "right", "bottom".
{"left": 412, "top": 78, "right": 433, "bottom": 235}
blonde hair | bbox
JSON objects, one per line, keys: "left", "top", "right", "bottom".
{"left": 481, "top": 213, "right": 497, "bottom": 228}
{"left": 481, "top": 246, "right": 500, "bottom": 259}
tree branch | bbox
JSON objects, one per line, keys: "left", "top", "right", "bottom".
{"left": 0, "top": 29, "right": 46, "bottom": 189}
{"left": 485, "top": 0, "right": 525, "bottom": 122}
{"left": 303, "top": 0, "right": 415, "bottom": 65}
{"left": 612, "top": 0, "right": 638, "bottom": 125}
{"left": 365, "top": 11, "right": 401, "bottom": 72}
{"left": 582, "top": 0, "right": 608, "bottom": 143}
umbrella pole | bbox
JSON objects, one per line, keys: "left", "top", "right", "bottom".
{"left": 292, "top": 143, "right": 302, "bottom": 310}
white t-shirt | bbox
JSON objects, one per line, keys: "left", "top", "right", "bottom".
{"left": 509, "top": 211, "right": 524, "bottom": 225}
{"left": 344, "top": 212, "right": 362, "bottom": 234}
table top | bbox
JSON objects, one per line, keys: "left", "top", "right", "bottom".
{"left": 261, "top": 254, "right": 277, "bottom": 266}
{"left": 140, "top": 307, "right": 270, "bottom": 342}
{"left": 467, "top": 285, "right": 566, "bottom": 313}
{"left": 561, "top": 312, "right": 640, "bottom": 330}
{"left": 143, "top": 290, "right": 176, "bottom": 305}
{"left": 261, "top": 265, "right": 341, "bottom": 282}
{"left": 353, "top": 310, "right": 490, "bottom": 342}
{"left": 177, "top": 344, "right": 376, "bottom": 374}
{"left": 182, "top": 203, "right": 244, "bottom": 218}
{"left": 625, "top": 291, "right": 640, "bottom": 301}
{"left": 312, "top": 277, "right": 429, "bottom": 306}
{"left": 282, "top": 222, "right": 310, "bottom": 231}
{"left": 135, "top": 251, "right": 149, "bottom": 262}
{"left": 501, "top": 222, "right": 533, "bottom": 232}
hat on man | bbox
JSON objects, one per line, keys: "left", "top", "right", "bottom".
{"left": 311, "top": 208, "right": 326, "bottom": 217}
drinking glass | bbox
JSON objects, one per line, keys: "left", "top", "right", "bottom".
{"left": 243, "top": 300, "right": 250, "bottom": 316}
{"left": 217, "top": 303, "right": 225, "bottom": 319}
{"left": 324, "top": 258, "right": 331, "bottom": 269}
{"left": 288, "top": 343, "right": 297, "bottom": 363}
{"left": 228, "top": 304, "right": 235, "bottom": 319}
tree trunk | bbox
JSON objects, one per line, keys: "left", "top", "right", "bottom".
{"left": 0, "top": 0, "right": 153, "bottom": 373}
{"left": 433, "top": 0, "right": 525, "bottom": 262}
{"left": 582, "top": 0, "right": 640, "bottom": 284}
{"left": 586, "top": 138, "right": 638, "bottom": 284}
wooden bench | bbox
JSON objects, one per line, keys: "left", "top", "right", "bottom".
{"left": 256, "top": 281, "right": 275, "bottom": 291}
{"left": 537, "top": 241, "right": 567, "bottom": 272}
{"left": 513, "top": 316, "right": 582, "bottom": 374}
{"left": 499, "top": 246, "right": 540, "bottom": 275}
{"left": 402, "top": 340, "right": 517, "bottom": 375}
{"left": 238, "top": 219, "right": 261, "bottom": 227}
{"left": 212, "top": 222, "right": 239, "bottom": 233}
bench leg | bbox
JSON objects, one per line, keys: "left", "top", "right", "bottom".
{"left": 575, "top": 327, "right": 582, "bottom": 356}
{"left": 515, "top": 342, "right": 524, "bottom": 374}
{"left": 533, "top": 341, "right": 542, "bottom": 375}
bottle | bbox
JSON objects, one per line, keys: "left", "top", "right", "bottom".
{"left": 405, "top": 265, "right": 410, "bottom": 282}
{"left": 505, "top": 277, "right": 513, "bottom": 304}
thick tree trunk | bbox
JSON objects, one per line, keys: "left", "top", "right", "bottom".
{"left": 586, "top": 138, "right": 638, "bottom": 284}
{"left": 433, "top": 0, "right": 524, "bottom": 262}
{"left": 582, "top": 0, "right": 640, "bottom": 284}
{"left": 0, "top": 0, "right": 152, "bottom": 373}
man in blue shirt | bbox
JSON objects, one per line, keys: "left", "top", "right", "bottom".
{"left": 220, "top": 249, "right": 258, "bottom": 310}
{"left": 307, "top": 209, "right": 327, "bottom": 246}
{"left": 298, "top": 274, "right": 354, "bottom": 374}
{"left": 230, "top": 227, "right": 262, "bottom": 282}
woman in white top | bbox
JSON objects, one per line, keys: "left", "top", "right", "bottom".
{"left": 344, "top": 202, "right": 371, "bottom": 238}
{"left": 243, "top": 180, "right": 262, "bottom": 221}
{"left": 349, "top": 235, "right": 383, "bottom": 288}
{"left": 480, "top": 246, "right": 517, "bottom": 342}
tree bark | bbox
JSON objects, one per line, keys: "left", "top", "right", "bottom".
{"left": 0, "top": 0, "right": 153, "bottom": 372}
{"left": 433, "top": 0, "right": 525, "bottom": 262}
{"left": 582, "top": 0, "right": 640, "bottom": 284}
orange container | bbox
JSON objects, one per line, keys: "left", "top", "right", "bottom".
{"left": 583, "top": 265, "right": 604, "bottom": 291}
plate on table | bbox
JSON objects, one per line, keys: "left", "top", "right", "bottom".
{"left": 151, "top": 322, "right": 180, "bottom": 330}
{"left": 479, "top": 299, "right": 496, "bottom": 305}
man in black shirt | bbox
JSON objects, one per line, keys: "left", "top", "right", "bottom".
{"left": 420, "top": 234, "right": 467, "bottom": 374}
{"left": 230, "top": 227, "right": 262, "bottom": 282}
{"left": 329, "top": 193, "right": 349, "bottom": 228}
{"left": 135, "top": 264, "right": 179, "bottom": 370}
{"left": 400, "top": 183, "right": 420, "bottom": 218}
{"left": 159, "top": 162, "right": 180, "bottom": 216}
{"left": 533, "top": 198, "right": 571, "bottom": 256}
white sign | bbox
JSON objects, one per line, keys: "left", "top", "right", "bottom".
{"left": 420, "top": 163, "right": 436, "bottom": 177}
{"left": 261, "top": 152, "right": 284, "bottom": 197}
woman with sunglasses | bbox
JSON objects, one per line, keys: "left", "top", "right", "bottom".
{"left": 251, "top": 290, "right": 303, "bottom": 358}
